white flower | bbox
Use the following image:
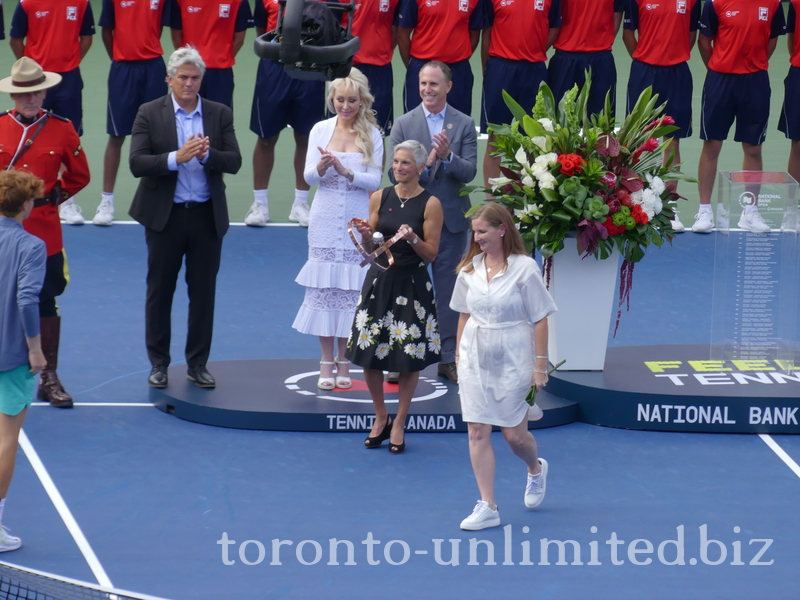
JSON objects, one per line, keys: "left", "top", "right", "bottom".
{"left": 641, "top": 188, "right": 661, "bottom": 219}
{"left": 427, "top": 332, "right": 442, "bottom": 354}
{"left": 370, "top": 323, "right": 381, "bottom": 336}
{"left": 522, "top": 174, "right": 536, "bottom": 188}
{"left": 534, "top": 154, "right": 551, "bottom": 169}
{"left": 415, "top": 343, "right": 426, "bottom": 359}
{"left": 532, "top": 136, "right": 548, "bottom": 152}
{"left": 408, "top": 324, "right": 422, "bottom": 339}
{"left": 390, "top": 320, "right": 409, "bottom": 341}
{"left": 414, "top": 300, "right": 425, "bottom": 320}
{"left": 381, "top": 311, "right": 394, "bottom": 329}
{"left": 488, "top": 175, "right": 512, "bottom": 192}
{"left": 530, "top": 162, "right": 547, "bottom": 177}
{"left": 645, "top": 173, "right": 666, "bottom": 195}
{"left": 515, "top": 146, "right": 530, "bottom": 168}
{"left": 404, "top": 343, "right": 417, "bottom": 356}
{"left": 355, "top": 309, "right": 369, "bottom": 330}
{"left": 357, "top": 294, "right": 362, "bottom": 304}
{"left": 538, "top": 173, "right": 557, "bottom": 190}
{"left": 395, "top": 296, "right": 408, "bottom": 306}
{"left": 426, "top": 314, "right": 438, "bottom": 336}
{"left": 544, "top": 152, "right": 558, "bottom": 166}
{"left": 538, "top": 117, "right": 554, "bottom": 132}
{"left": 426, "top": 281, "right": 432, "bottom": 291}
{"left": 375, "top": 343, "right": 390, "bottom": 359}
{"left": 631, "top": 190, "right": 643, "bottom": 206}
{"left": 357, "top": 328, "right": 373, "bottom": 349}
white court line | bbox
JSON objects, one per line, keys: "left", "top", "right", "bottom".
{"left": 759, "top": 433, "right": 800, "bottom": 479}
{"left": 17, "top": 430, "right": 114, "bottom": 588}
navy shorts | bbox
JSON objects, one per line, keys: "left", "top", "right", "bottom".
{"left": 627, "top": 59, "right": 692, "bottom": 139}
{"left": 250, "top": 59, "right": 326, "bottom": 139}
{"left": 481, "top": 56, "right": 546, "bottom": 134}
{"left": 107, "top": 58, "right": 167, "bottom": 136}
{"left": 547, "top": 49, "right": 616, "bottom": 118}
{"left": 778, "top": 65, "right": 800, "bottom": 140}
{"left": 199, "top": 68, "right": 235, "bottom": 109}
{"left": 403, "top": 56, "right": 474, "bottom": 117}
{"left": 700, "top": 70, "right": 770, "bottom": 145}
{"left": 42, "top": 68, "right": 83, "bottom": 136}
{"left": 353, "top": 63, "right": 394, "bottom": 135}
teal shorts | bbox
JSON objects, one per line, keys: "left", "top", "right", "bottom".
{"left": 0, "top": 364, "right": 35, "bottom": 416}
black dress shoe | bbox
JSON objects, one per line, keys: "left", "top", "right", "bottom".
{"left": 187, "top": 365, "right": 216, "bottom": 388}
{"left": 148, "top": 365, "right": 168, "bottom": 388}
{"left": 438, "top": 362, "right": 458, "bottom": 383}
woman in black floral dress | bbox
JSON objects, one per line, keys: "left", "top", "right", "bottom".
{"left": 346, "top": 141, "right": 444, "bottom": 453}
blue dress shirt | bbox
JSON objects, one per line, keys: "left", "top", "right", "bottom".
{"left": 167, "top": 94, "right": 211, "bottom": 204}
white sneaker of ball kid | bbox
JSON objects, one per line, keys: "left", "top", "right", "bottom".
{"left": 92, "top": 199, "right": 114, "bottom": 226}
{"left": 59, "top": 200, "right": 84, "bottom": 225}
{"left": 244, "top": 202, "right": 269, "bottom": 227}
{"left": 738, "top": 210, "right": 771, "bottom": 233}
{"left": 289, "top": 202, "right": 310, "bottom": 227}
{"left": 691, "top": 211, "right": 714, "bottom": 233}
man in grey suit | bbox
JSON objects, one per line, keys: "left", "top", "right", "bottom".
{"left": 129, "top": 47, "right": 242, "bottom": 389}
{"left": 389, "top": 61, "right": 478, "bottom": 383}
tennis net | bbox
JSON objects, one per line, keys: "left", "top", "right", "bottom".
{"left": 0, "top": 560, "right": 174, "bottom": 600}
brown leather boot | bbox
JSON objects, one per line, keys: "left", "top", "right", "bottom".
{"left": 37, "top": 316, "right": 73, "bottom": 408}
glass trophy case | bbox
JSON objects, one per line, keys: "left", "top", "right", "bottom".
{"left": 710, "top": 171, "right": 800, "bottom": 371}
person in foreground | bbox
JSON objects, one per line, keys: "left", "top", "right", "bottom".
{"left": 0, "top": 170, "right": 48, "bottom": 552}
{"left": 450, "top": 202, "right": 557, "bottom": 530}
{"left": 293, "top": 68, "right": 384, "bottom": 390}
{"left": 129, "top": 47, "right": 242, "bottom": 389}
{"left": 346, "top": 140, "right": 444, "bottom": 454}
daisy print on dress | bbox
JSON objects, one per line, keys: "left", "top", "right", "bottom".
{"left": 396, "top": 296, "right": 408, "bottom": 306}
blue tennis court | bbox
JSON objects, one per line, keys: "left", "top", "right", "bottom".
{"left": 2, "top": 224, "right": 798, "bottom": 600}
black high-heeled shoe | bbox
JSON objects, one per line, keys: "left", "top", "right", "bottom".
{"left": 388, "top": 430, "right": 405, "bottom": 454}
{"left": 364, "top": 416, "right": 392, "bottom": 448}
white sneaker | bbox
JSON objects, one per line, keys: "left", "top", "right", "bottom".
{"left": 738, "top": 210, "right": 771, "bottom": 233}
{"left": 460, "top": 500, "right": 501, "bottom": 531}
{"left": 524, "top": 458, "right": 548, "bottom": 509}
{"left": 59, "top": 201, "right": 84, "bottom": 225}
{"left": 92, "top": 199, "right": 114, "bottom": 226}
{"left": 691, "top": 211, "right": 713, "bottom": 234}
{"left": 716, "top": 206, "right": 730, "bottom": 230}
{"left": 244, "top": 202, "right": 269, "bottom": 227}
{"left": 289, "top": 202, "right": 310, "bottom": 227}
{"left": 0, "top": 525, "right": 21, "bottom": 552}
{"left": 671, "top": 213, "right": 685, "bottom": 233}
{"left": 528, "top": 403, "right": 544, "bottom": 421}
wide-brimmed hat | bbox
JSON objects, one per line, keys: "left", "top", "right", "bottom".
{"left": 0, "top": 57, "right": 62, "bottom": 94}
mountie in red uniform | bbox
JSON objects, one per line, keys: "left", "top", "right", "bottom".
{"left": 0, "top": 110, "right": 90, "bottom": 256}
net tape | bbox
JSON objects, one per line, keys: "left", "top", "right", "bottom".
{"left": 0, "top": 560, "right": 173, "bottom": 600}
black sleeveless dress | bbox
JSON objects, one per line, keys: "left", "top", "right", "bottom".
{"left": 345, "top": 187, "right": 441, "bottom": 372}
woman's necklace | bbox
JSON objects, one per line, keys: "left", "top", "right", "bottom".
{"left": 485, "top": 255, "right": 505, "bottom": 274}
{"left": 396, "top": 185, "right": 421, "bottom": 209}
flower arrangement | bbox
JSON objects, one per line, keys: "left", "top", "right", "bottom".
{"left": 468, "top": 76, "right": 693, "bottom": 333}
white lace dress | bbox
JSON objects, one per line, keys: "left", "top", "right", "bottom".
{"left": 292, "top": 117, "right": 384, "bottom": 337}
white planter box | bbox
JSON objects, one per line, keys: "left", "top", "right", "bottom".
{"left": 546, "top": 238, "right": 620, "bottom": 370}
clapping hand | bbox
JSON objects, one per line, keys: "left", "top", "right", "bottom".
{"left": 317, "top": 147, "right": 349, "bottom": 177}
{"left": 177, "top": 133, "right": 209, "bottom": 164}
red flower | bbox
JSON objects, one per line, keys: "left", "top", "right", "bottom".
{"left": 630, "top": 204, "right": 649, "bottom": 225}
{"left": 557, "top": 154, "right": 586, "bottom": 176}
{"left": 615, "top": 188, "right": 633, "bottom": 207}
{"left": 645, "top": 115, "right": 676, "bottom": 130}
{"left": 603, "top": 216, "right": 627, "bottom": 236}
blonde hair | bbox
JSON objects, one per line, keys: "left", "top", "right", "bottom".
{"left": 326, "top": 67, "right": 379, "bottom": 166}
{"left": 457, "top": 202, "right": 527, "bottom": 274}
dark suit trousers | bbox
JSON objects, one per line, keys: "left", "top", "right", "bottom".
{"left": 431, "top": 227, "right": 469, "bottom": 364}
{"left": 144, "top": 201, "right": 222, "bottom": 368}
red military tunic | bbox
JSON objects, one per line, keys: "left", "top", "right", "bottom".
{"left": 0, "top": 110, "right": 90, "bottom": 256}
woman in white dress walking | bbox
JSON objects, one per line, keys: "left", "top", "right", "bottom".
{"left": 293, "top": 68, "right": 384, "bottom": 390}
{"left": 450, "top": 202, "right": 557, "bottom": 530}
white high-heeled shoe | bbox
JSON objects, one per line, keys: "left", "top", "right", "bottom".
{"left": 335, "top": 357, "right": 352, "bottom": 389}
{"left": 318, "top": 361, "right": 335, "bottom": 390}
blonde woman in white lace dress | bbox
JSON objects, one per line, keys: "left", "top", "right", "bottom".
{"left": 292, "top": 68, "right": 384, "bottom": 390}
